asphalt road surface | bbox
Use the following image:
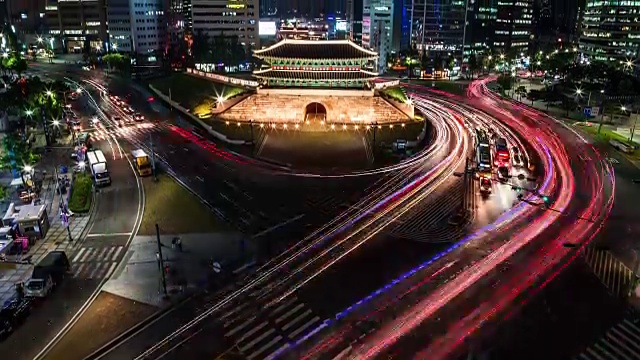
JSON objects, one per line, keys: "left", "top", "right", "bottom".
{"left": 0, "top": 135, "right": 142, "bottom": 359}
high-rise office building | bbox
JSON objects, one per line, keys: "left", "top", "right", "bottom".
{"left": 580, "top": 0, "right": 640, "bottom": 62}
{"left": 191, "top": 0, "right": 259, "bottom": 52}
{"left": 467, "top": 0, "right": 498, "bottom": 54}
{"left": 493, "top": 0, "right": 533, "bottom": 54}
{"left": 260, "top": 0, "right": 277, "bottom": 17}
{"left": 347, "top": 0, "right": 363, "bottom": 45}
{"left": 408, "top": 0, "right": 466, "bottom": 55}
{"left": 362, "top": 0, "right": 408, "bottom": 71}
{"left": 44, "top": 0, "right": 108, "bottom": 53}
{"left": 107, "top": 0, "right": 167, "bottom": 55}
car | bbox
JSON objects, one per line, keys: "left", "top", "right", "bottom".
{"left": 497, "top": 166, "right": 510, "bottom": 182}
{"left": 479, "top": 177, "right": 492, "bottom": 194}
{"left": 112, "top": 116, "right": 124, "bottom": 127}
{"left": 0, "top": 298, "right": 31, "bottom": 339}
{"left": 133, "top": 112, "right": 144, "bottom": 121}
{"left": 24, "top": 276, "right": 54, "bottom": 298}
{"left": 512, "top": 153, "right": 524, "bottom": 167}
{"left": 511, "top": 146, "right": 520, "bottom": 155}
{"left": 123, "top": 106, "right": 134, "bottom": 114}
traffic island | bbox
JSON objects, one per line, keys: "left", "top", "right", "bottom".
{"left": 68, "top": 173, "right": 93, "bottom": 213}
{"left": 137, "top": 175, "right": 229, "bottom": 235}
{"left": 39, "top": 175, "right": 234, "bottom": 360}
{"left": 41, "top": 292, "right": 155, "bottom": 360}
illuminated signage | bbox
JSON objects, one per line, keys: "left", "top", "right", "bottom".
{"left": 336, "top": 20, "right": 347, "bottom": 31}
{"left": 259, "top": 21, "right": 276, "bottom": 36}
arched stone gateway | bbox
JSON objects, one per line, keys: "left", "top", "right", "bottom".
{"left": 304, "top": 102, "right": 327, "bottom": 122}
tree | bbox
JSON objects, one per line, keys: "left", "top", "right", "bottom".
{"left": 14, "top": 57, "right": 27, "bottom": 77}
{"left": 515, "top": 85, "right": 527, "bottom": 101}
{"left": 467, "top": 54, "right": 479, "bottom": 79}
{"left": 497, "top": 74, "right": 513, "bottom": 94}
{"left": 560, "top": 96, "right": 578, "bottom": 117}
{"left": 0, "top": 132, "right": 38, "bottom": 174}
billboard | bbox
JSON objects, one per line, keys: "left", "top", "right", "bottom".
{"left": 336, "top": 20, "right": 347, "bottom": 31}
{"left": 259, "top": 21, "right": 277, "bottom": 36}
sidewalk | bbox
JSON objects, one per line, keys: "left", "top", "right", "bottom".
{"left": 101, "top": 232, "right": 247, "bottom": 307}
{"left": 0, "top": 146, "right": 94, "bottom": 305}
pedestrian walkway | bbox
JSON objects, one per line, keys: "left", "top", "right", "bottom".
{"left": 101, "top": 232, "right": 246, "bottom": 307}
{"left": 573, "top": 308, "right": 640, "bottom": 360}
{"left": 221, "top": 296, "right": 321, "bottom": 360}
{"left": 90, "top": 122, "right": 160, "bottom": 141}
{"left": 584, "top": 247, "right": 634, "bottom": 298}
{"left": 70, "top": 245, "right": 123, "bottom": 280}
{"left": 0, "top": 151, "right": 94, "bottom": 304}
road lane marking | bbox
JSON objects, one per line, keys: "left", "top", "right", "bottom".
{"left": 275, "top": 304, "right": 304, "bottom": 324}
{"left": 289, "top": 316, "right": 320, "bottom": 339}
{"left": 111, "top": 246, "right": 124, "bottom": 261}
{"left": 282, "top": 309, "right": 312, "bottom": 331}
{"left": 240, "top": 329, "right": 275, "bottom": 352}
{"left": 236, "top": 321, "right": 268, "bottom": 344}
{"left": 86, "top": 232, "right": 132, "bottom": 238}
{"left": 73, "top": 248, "right": 87, "bottom": 262}
{"left": 225, "top": 316, "right": 257, "bottom": 337}
{"left": 79, "top": 248, "right": 94, "bottom": 262}
{"left": 247, "top": 336, "right": 282, "bottom": 360}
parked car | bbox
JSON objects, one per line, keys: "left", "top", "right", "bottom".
{"left": 24, "top": 251, "right": 70, "bottom": 298}
{"left": 0, "top": 298, "right": 32, "bottom": 339}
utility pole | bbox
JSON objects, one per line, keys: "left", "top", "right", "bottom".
{"left": 629, "top": 108, "right": 639, "bottom": 143}
{"left": 149, "top": 133, "right": 157, "bottom": 181}
{"left": 169, "top": 87, "right": 173, "bottom": 112}
{"left": 156, "top": 223, "right": 168, "bottom": 296}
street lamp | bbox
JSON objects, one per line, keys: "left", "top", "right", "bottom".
{"left": 25, "top": 109, "right": 33, "bottom": 117}
{"left": 2, "top": 52, "right": 8, "bottom": 58}
{"left": 37, "top": 36, "right": 43, "bottom": 44}
{"left": 45, "top": 90, "right": 53, "bottom": 97}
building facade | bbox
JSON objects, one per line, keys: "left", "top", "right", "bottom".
{"left": 467, "top": 0, "right": 498, "bottom": 54}
{"left": 408, "top": 0, "right": 466, "bottom": 60}
{"left": 362, "top": 0, "right": 407, "bottom": 72}
{"left": 191, "top": 0, "right": 259, "bottom": 51}
{"left": 44, "top": 0, "right": 108, "bottom": 53}
{"left": 347, "top": 0, "right": 363, "bottom": 45}
{"left": 107, "top": 0, "right": 167, "bottom": 55}
{"left": 493, "top": 0, "right": 533, "bottom": 54}
{"left": 580, "top": 0, "right": 640, "bottom": 63}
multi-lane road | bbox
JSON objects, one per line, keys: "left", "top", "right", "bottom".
{"left": 16, "top": 63, "right": 622, "bottom": 360}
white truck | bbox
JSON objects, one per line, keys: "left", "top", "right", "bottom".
{"left": 86, "top": 149, "right": 111, "bottom": 186}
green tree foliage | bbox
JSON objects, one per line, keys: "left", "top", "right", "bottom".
{"left": 467, "top": 54, "right": 479, "bottom": 79}
{"left": 497, "top": 74, "right": 513, "bottom": 92}
{"left": 0, "top": 132, "right": 38, "bottom": 171}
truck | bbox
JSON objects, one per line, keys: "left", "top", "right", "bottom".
{"left": 132, "top": 149, "right": 152, "bottom": 176}
{"left": 24, "top": 251, "right": 70, "bottom": 298}
{"left": 87, "top": 149, "right": 111, "bottom": 186}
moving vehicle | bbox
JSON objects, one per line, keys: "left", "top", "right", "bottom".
{"left": 132, "top": 149, "right": 152, "bottom": 176}
{"left": 512, "top": 149, "right": 524, "bottom": 167}
{"left": 112, "top": 115, "right": 124, "bottom": 127}
{"left": 494, "top": 137, "right": 510, "bottom": 166}
{"left": 87, "top": 149, "right": 111, "bottom": 186}
{"left": 25, "top": 251, "right": 70, "bottom": 298}
{"left": 479, "top": 177, "right": 492, "bottom": 194}
{"left": 610, "top": 139, "right": 633, "bottom": 154}
{"left": 475, "top": 129, "right": 492, "bottom": 176}
{"left": 497, "top": 166, "right": 510, "bottom": 182}
{"left": 133, "top": 112, "right": 144, "bottom": 121}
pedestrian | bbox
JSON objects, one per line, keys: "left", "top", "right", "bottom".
{"left": 176, "top": 237, "right": 182, "bottom": 252}
{"left": 16, "top": 282, "right": 24, "bottom": 300}
{"left": 171, "top": 237, "right": 177, "bottom": 250}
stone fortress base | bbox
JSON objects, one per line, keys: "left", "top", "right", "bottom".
{"left": 216, "top": 88, "right": 411, "bottom": 126}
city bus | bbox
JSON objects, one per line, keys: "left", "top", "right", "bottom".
{"left": 476, "top": 129, "right": 492, "bottom": 175}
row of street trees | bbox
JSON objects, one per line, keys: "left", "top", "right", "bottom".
{"left": 0, "top": 52, "right": 71, "bottom": 181}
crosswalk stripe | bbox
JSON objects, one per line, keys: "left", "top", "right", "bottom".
{"left": 236, "top": 321, "right": 268, "bottom": 344}
{"left": 289, "top": 316, "right": 320, "bottom": 339}
{"left": 584, "top": 248, "right": 633, "bottom": 297}
{"left": 104, "top": 262, "right": 117, "bottom": 279}
{"left": 270, "top": 296, "right": 297, "bottom": 316}
{"left": 88, "top": 263, "right": 105, "bottom": 279}
{"left": 79, "top": 248, "right": 94, "bottom": 262}
{"left": 585, "top": 347, "right": 605, "bottom": 360}
{"left": 240, "top": 329, "right": 275, "bottom": 352}
{"left": 73, "top": 248, "right": 86, "bottom": 262}
{"left": 275, "top": 304, "right": 304, "bottom": 324}
{"left": 97, "top": 248, "right": 109, "bottom": 261}
{"left": 283, "top": 309, "right": 312, "bottom": 331}
{"left": 605, "top": 335, "right": 633, "bottom": 360}
{"left": 621, "top": 320, "right": 640, "bottom": 339}
{"left": 73, "top": 263, "right": 87, "bottom": 277}
{"left": 96, "top": 262, "right": 113, "bottom": 279}
{"left": 105, "top": 247, "right": 116, "bottom": 260}
{"left": 111, "top": 246, "right": 123, "bottom": 261}
{"left": 247, "top": 335, "right": 282, "bottom": 360}
{"left": 225, "top": 316, "right": 257, "bottom": 337}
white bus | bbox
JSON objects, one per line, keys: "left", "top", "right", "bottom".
{"left": 86, "top": 150, "right": 111, "bottom": 186}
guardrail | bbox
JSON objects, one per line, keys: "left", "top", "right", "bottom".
{"left": 186, "top": 68, "right": 259, "bottom": 89}
{"left": 147, "top": 84, "right": 247, "bottom": 146}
